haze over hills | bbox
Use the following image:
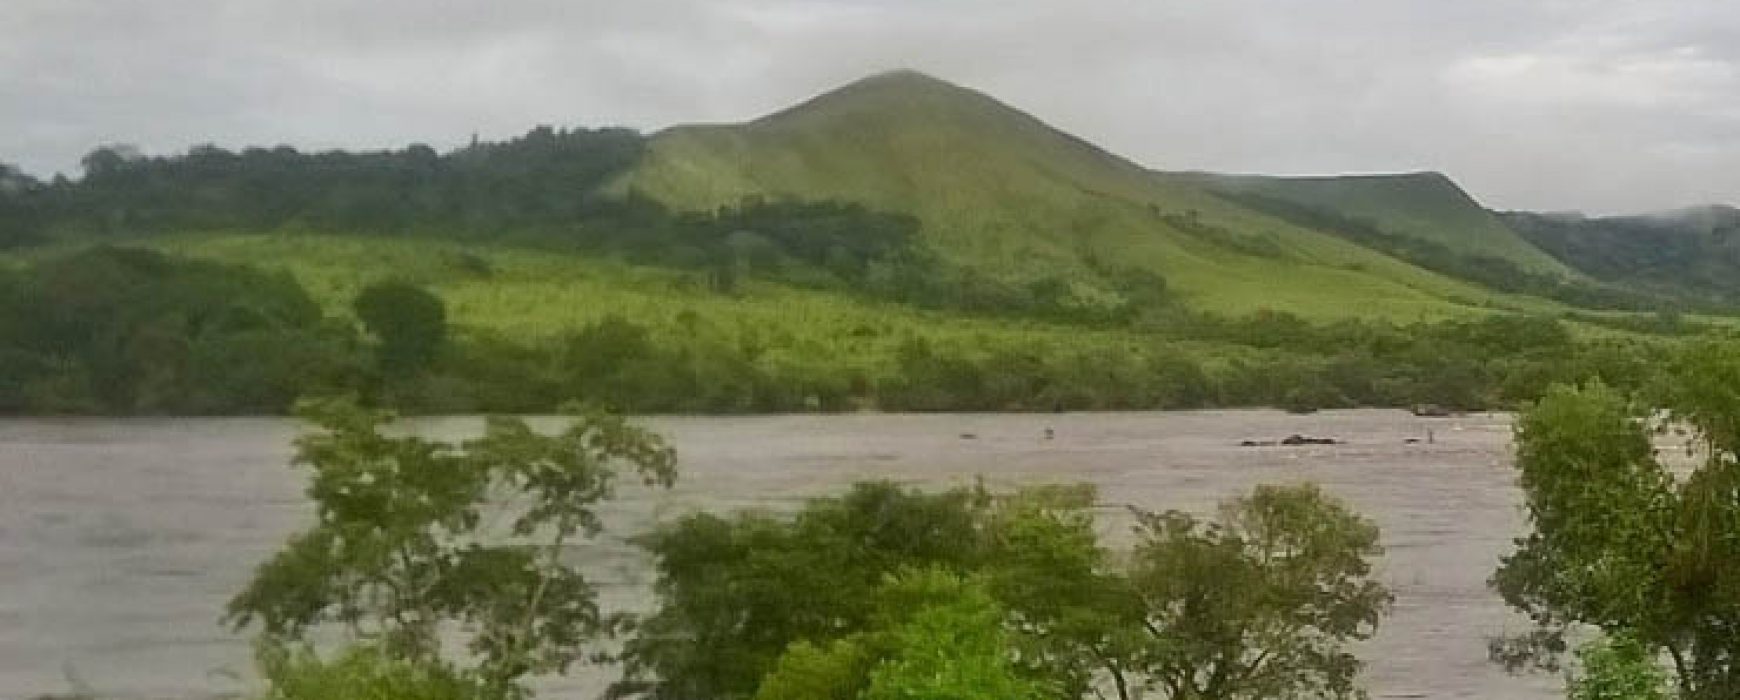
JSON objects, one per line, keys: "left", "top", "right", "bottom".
{"left": 1503, "top": 204, "right": 1740, "bottom": 306}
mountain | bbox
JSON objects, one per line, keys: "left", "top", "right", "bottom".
{"left": 1503, "top": 205, "right": 1740, "bottom": 305}
{"left": 1186, "top": 172, "right": 1572, "bottom": 275}
{"left": 620, "top": 70, "right": 1556, "bottom": 321}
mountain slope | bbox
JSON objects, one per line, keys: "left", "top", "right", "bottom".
{"left": 1503, "top": 205, "right": 1740, "bottom": 304}
{"left": 1188, "top": 172, "right": 1571, "bottom": 276}
{"left": 621, "top": 71, "right": 1551, "bottom": 321}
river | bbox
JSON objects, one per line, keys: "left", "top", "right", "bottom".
{"left": 0, "top": 409, "right": 1564, "bottom": 699}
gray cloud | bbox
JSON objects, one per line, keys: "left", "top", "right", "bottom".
{"left": 2, "top": 0, "right": 1735, "bottom": 213}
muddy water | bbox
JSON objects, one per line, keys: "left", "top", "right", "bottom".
{"left": 0, "top": 410, "right": 1563, "bottom": 699}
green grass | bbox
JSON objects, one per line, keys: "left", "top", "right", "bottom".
{"left": 139, "top": 231, "right": 1269, "bottom": 377}
{"left": 619, "top": 71, "right": 1562, "bottom": 322}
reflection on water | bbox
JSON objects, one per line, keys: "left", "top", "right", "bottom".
{"left": 0, "top": 410, "right": 1563, "bottom": 699}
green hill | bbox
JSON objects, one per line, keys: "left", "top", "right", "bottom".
{"left": 1504, "top": 205, "right": 1740, "bottom": 305}
{"left": 622, "top": 71, "right": 1549, "bottom": 321}
{"left": 1185, "top": 171, "right": 1572, "bottom": 276}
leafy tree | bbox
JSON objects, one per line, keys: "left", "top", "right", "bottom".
{"left": 613, "top": 482, "right": 990, "bottom": 700}
{"left": 227, "top": 396, "right": 677, "bottom": 696}
{"left": 1126, "top": 483, "right": 1392, "bottom": 700}
{"left": 1566, "top": 636, "right": 1673, "bottom": 700}
{"left": 258, "top": 644, "right": 490, "bottom": 700}
{"left": 754, "top": 570, "right": 1043, "bottom": 700}
{"left": 354, "top": 281, "right": 447, "bottom": 376}
{"left": 617, "top": 480, "right": 1391, "bottom": 700}
{"left": 1492, "top": 341, "right": 1740, "bottom": 699}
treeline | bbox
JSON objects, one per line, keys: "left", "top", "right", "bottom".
{"left": 1214, "top": 190, "right": 1677, "bottom": 312}
{"left": 1, "top": 131, "right": 1167, "bottom": 325}
{"left": 16, "top": 127, "right": 644, "bottom": 238}
{"left": 0, "top": 246, "right": 1665, "bottom": 415}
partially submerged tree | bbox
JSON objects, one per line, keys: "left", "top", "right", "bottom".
{"left": 1494, "top": 340, "right": 1740, "bottom": 700}
{"left": 1126, "top": 483, "right": 1392, "bottom": 700}
{"left": 227, "top": 397, "right": 677, "bottom": 697}
{"left": 615, "top": 480, "right": 1391, "bottom": 700}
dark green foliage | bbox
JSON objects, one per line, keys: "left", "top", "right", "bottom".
{"left": 1507, "top": 207, "right": 1740, "bottom": 309}
{"left": 0, "top": 162, "right": 47, "bottom": 249}
{"left": 1128, "top": 484, "right": 1392, "bottom": 700}
{"left": 229, "top": 397, "right": 677, "bottom": 696}
{"left": 616, "top": 480, "right": 1391, "bottom": 700}
{"left": 1492, "top": 343, "right": 1740, "bottom": 699}
{"left": 0, "top": 246, "right": 360, "bottom": 413}
{"left": 37, "top": 128, "right": 644, "bottom": 238}
{"left": 613, "top": 482, "right": 990, "bottom": 700}
{"left": 354, "top": 281, "right": 447, "bottom": 376}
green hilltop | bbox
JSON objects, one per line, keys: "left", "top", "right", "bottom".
{"left": 622, "top": 70, "right": 1555, "bottom": 321}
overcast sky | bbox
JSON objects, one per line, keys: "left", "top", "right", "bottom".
{"left": 3, "top": 0, "right": 1735, "bottom": 214}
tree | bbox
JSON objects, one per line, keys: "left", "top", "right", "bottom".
{"left": 1492, "top": 342, "right": 1740, "bottom": 700}
{"left": 1566, "top": 636, "right": 1672, "bottom": 700}
{"left": 612, "top": 482, "right": 991, "bottom": 700}
{"left": 227, "top": 396, "right": 677, "bottom": 697}
{"left": 1126, "top": 483, "right": 1393, "bottom": 700}
{"left": 354, "top": 281, "right": 447, "bottom": 376}
{"left": 616, "top": 480, "right": 1392, "bottom": 700}
{"left": 753, "top": 569, "right": 1043, "bottom": 700}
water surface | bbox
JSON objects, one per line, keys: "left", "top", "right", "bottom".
{"left": 0, "top": 410, "right": 1563, "bottom": 699}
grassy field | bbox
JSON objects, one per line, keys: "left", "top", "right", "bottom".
{"left": 140, "top": 232, "right": 1271, "bottom": 377}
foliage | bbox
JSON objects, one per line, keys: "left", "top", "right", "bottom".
{"left": 257, "top": 644, "right": 492, "bottom": 700}
{"left": 616, "top": 479, "right": 1391, "bottom": 700}
{"left": 1566, "top": 636, "right": 1673, "bottom": 700}
{"left": 754, "top": 570, "right": 1044, "bottom": 700}
{"left": 227, "top": 397, "right": 677, "bottom": 695}
{"left": 354, "top": 281, "right": 448, "bottom": 376}
{"left": 1493, "top": 341, "right": 1740, "bottom": 699}
{"left": 1506, "top": 208, "right": 1740, "bottom": 310}
{"left": 0, "top": 246, "right": 360, "bottom": 413}
{"left": 1127, "top": 483, "right": 1393, "bottom": 700}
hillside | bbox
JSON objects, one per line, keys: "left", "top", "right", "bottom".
{"left": 1503, "top": 205, "right": 1740, "bottom": 304}
{"left": 622, "top": 71, "right": 1551, "bottom": 321}
{"left": 1188, "top": 172, "right": 1571, "bottom": 275}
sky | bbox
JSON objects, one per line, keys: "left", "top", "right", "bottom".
{"left": 2, "top": 0, "right": 1736, "bottom": 214}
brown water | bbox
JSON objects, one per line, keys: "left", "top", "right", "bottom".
{"left": 0, "top": 410, "right": 1565, "bottom": 699}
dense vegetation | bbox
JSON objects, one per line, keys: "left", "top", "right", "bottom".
{"left": 0, "top": 72, "right": 1725, "bottom": 417}
{"left": 1493, "top": 340, "right": 1740, "bottom": 699}
{"left": 1504, "top": 208, "right": 1740, "bottom": 307}
{"left": 0, "top": 242, "right": 1667, "bottom": 415}
{"left": 233, "top": 405, "right": 1391, "bottom": 700}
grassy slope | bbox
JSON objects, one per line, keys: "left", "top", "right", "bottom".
{"left": 138, "top": 232, "right": 1262, "bottom": 376}
{"left": 1190, "top": 171, "right": 1573, "bottom": 276}
{"left": 621, "top": 71, "right": 1557, "bottom": 322}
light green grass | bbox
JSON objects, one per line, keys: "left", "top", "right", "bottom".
{"left": 139, "top": 232, "right": 1267, "bottom": 376}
